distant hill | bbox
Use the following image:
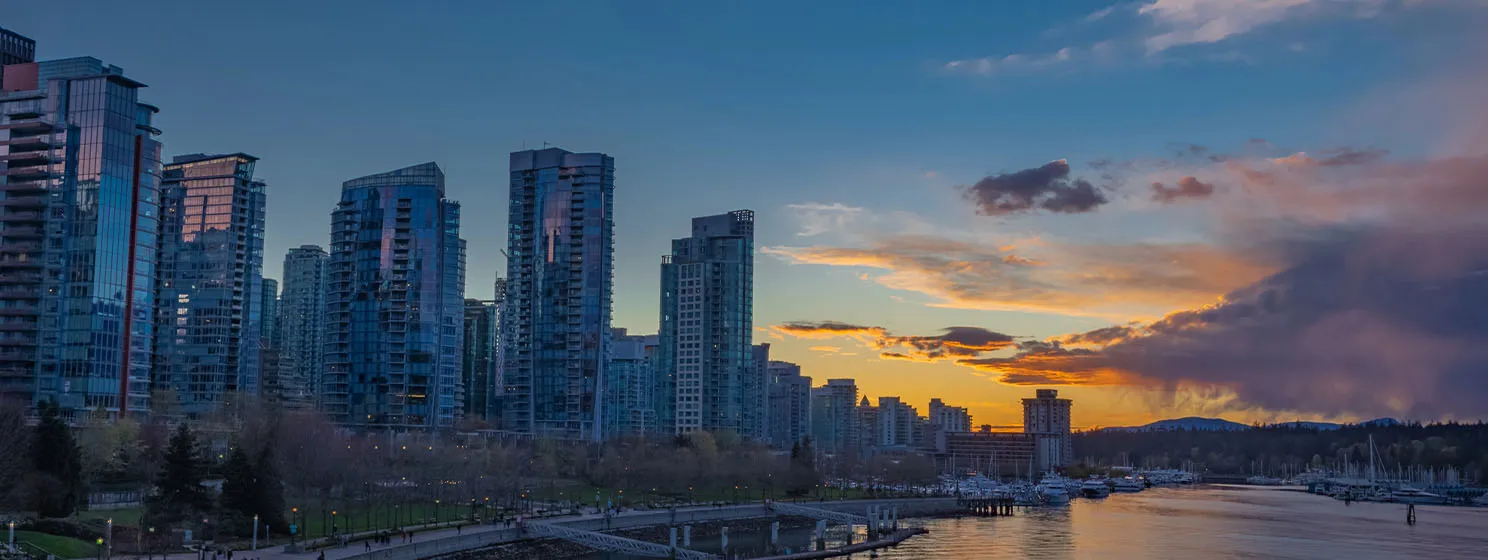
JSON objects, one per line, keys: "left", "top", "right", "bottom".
{"left": 1102, "top": 417, "right": 1250, "bottom": 432}
{"left": 1100, "top": 416, "right": 1401, "bottom": 433}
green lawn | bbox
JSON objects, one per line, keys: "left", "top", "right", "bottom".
{"left": 77, "top": 508, "right": 144, "bottom": 527}
{"left": 15, "top": 531, "right": 100, "bottom": 560}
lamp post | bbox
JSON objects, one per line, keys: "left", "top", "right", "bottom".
{"left": 434, "top": 499, "right": 440, "bottom": 526}
{"left": 9, "top": 520, "right": 15, "bottom": 551}
{"left": 251, "top": 514, "right": 259, "bottom": 551}
{"left": 106, "top": 518, "right": 113, "bottom": 559}
{"left": 331, "top": 510, "right": 338, "bottom": 537}
{"left": 290, "top": 507, "right": 299, "bottom": 551}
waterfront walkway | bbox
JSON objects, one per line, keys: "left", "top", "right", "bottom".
{"left": 152, "top": 498, "right": 957, "bottom": 560}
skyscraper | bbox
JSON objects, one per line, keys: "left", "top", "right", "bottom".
{"left": 326, "top": 163, "right": 465, "bottom": 429}
{"left": 462, "top": 298, "right": 497, "bottom": 423}
{"left": 746, "top": 343, "right": 770, "bottom": 440}
{"left": 259, "top": 278, "right": 282, "bottom": 405}
{"left": 809, "top": 379, "right": 858, "bottom": 455}
{"left": 153, "top": 153, "right": 267, "bottom": 416}
{"left": 659, "top": 210, "right": 755, "bottom": 436}
{"left": 0, "top": 27, "right": 36, "bottom": 90}
{"left": 1024, "top": 389, "right": 1074, "bottom": 471}
{"left": 276, "top": 245, "right": 326, "bottom": 409}
{"left": 767, "top": 361, "right": 811, "bottom": 450}
{"left": 603, "top": 328, "right": 658, "bottom": 437}
{"left": 0, "top": 58, "right": 163, "bottom": 418}
{"left": 928, "top": 398, "right": 971, "bottom": 433}
{"left": 502, "top": 148, "right": 614, "bottom": 442}
{"left": 876, "top": 396, "right": 918, "bottom": 448}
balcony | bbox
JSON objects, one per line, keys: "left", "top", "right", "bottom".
{"left": 1, "top": 227, "right": 43, "bottom": 239}
{"left": 3, "top": 211, "right": 44, "bottom": 223}
{"left": 0, "top": 196, "right": 44, "bottom": 209}
{"left": 3, "top": 164, "right": 51, "bottom": 182}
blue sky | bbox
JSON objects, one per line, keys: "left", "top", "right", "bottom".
{"left": 12, "top": 0, "right": 1488, "bottom": 426}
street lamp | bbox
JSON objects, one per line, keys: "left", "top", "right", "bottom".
{"left": 291, "top": 507, "right": 299, "bottom": 550}
{"left": 106, "top": 518, "right": 112, "bottom": 559}
{"left": 252, "top": 514, "right": 259, "bottom": 551}
{"left": 9, "top": 520, "right": 16, "bottom": 551}
{"left": 331, "top": 510, "right": 338, "bottom": 537}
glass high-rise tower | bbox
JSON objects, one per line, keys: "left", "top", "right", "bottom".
{"left": 502, "top": 147, "right": 614, "bottom": 442}
{"left": 659, "top": 210, "right": 756, "bottom": 436}
{"left": 153, "top": 153, "right": 266, "bottom": 416}
{"left": 326, "top": 163, "right": 465, "bottom": 429}
{"left": 277, "top": 245, "right": 326, "bottom": 409}
{"left": 461, "top": 298, "right": 497, "bottom": 422}
{"left": 0, "top": 58, "right": 163, "bottom": 419}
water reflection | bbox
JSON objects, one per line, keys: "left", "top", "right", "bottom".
{"left": 574, "top": 486, "right": 1488, "bottom": 559}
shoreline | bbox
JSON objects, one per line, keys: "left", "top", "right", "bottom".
{"left": 753, "top": 528, "right": 928, "bottom": 560}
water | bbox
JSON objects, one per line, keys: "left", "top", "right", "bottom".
{"left": 878, "top": 485, "right": 1488, "bottom": 560}
{"left": 577, "top": 485, "right": 1488, "bottom": 559}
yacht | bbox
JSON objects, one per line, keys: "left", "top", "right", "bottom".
{"left": 1111, "top": 476, "right": 1145, "bottom": 493}
{"left": 1035, "top": 473, "right": 1072, "bottom": 505}
{"left": 1246, "top": 475, "right": 1283, "bottom": 486}
{"left": 1080, "top": 478, "right": 1111, "bottom": 498}
{"left": 1473, "top": 493, "right": 1488, "bottom": 507}
{"left": 1390, "top": 487, "right": 1448, "bottom": 505}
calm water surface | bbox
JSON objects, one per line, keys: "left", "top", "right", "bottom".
{"left": 877, "top": 485, "right": 1488, "bottom": 559}
{"left": 582, "top": 485, "right": 1488, "bottom": 559}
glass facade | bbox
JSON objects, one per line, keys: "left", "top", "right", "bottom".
{"left": 603, "top": 328, "right": 657, "bottom": 437}
{"left": 461, "top": 298, "right": 497, "bottom": 423}
{"left": 153, "top": 153, "right": 266, "bottom": 417}
{"left": 276, "top": 244, "right": 326, "bottom": 410}
{"left": 658, "top": 210, "right": 757, "bottom": 437}
{"left": 326, "top": 163, "right": 465, "bottom": 429}
{"left": 0, "top": 58, "right": 162, "bottom": 419}
{"left": 503, "top": 148, "right": 614, "bottom": 442}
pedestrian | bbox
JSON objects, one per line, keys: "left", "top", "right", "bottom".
{"left": 317, "top": 551, "right": 325, "bottom": 560}
{"left": 364, "top": 540, "right": 371, "bottom": 552}
{"left": 456, "top": 525, "right": 461, "bottom": 535}
{"left": 228, "top": 550, "right": 234, "bottom": 560}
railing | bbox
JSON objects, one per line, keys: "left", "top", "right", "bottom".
{"left": 527, "top": 523, "right": 715, "bottom": 560}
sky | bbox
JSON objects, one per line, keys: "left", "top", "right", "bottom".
{"left": 11, "top": 0, "right": 1488, "bottom": 429}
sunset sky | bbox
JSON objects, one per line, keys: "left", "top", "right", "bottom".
{"left": 14, "top": 0, "right": 1488, "bottom": 429}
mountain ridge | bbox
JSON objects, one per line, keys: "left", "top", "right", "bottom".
{"left": 1099, "top": 416, "right": 1401, "bottom": 433}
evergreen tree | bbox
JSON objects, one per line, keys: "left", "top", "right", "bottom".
{"left": 218, "top": 446, "right": 254, "bottom": 515}
{"left": 253, "top": 445, "right": 287, "bottom": 530}
{"left": 147, "top": 423, "right": 210, "bottom": 524}
{"left": 29, "top": 401, "right": 83, "bottom": 517}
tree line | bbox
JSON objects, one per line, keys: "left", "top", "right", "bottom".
{"left": 1073, "top": 422, "right": 1488, "bottom": 482}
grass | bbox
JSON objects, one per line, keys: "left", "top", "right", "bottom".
{"left": 15, "top": 531, "right": 100, "bottom": 559}
{"left": 77, "top": 508, "right": 144, "bottom": 527}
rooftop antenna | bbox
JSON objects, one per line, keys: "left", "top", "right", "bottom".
{"left": 543, "top": 141, "right": 551, "bottom": 149}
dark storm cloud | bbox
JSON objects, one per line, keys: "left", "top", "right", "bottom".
{"left": 962, "top": 160, "right": 1109, "bottom": 216}
{"left": 988, "top": 228, "right": 1488, "bottom": 419}
{"left": 1150, "top": 176, "right": 1217, "bottom": 203}
{"left": 775, "top": 322, "right": 1018, "bottom": 363}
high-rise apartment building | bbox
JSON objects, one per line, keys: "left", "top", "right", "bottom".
{"left": 502, "top": 148, "right": 614, "bottom": 442}
{"left": 261, "top": 278, "right": 280, "bottom": 344}
{"left": 491, "top": 277, "right": 508, "bottom": 426}
{"left": 1024, "top": 389, "right": 1074, "bottom": 471}
{"left": 603, "top": 328, "right": 657, "bottom": 437}
{"left": 746, "top": 343, "right": 769, "bottom": 440}
{"left": 767, "top": 361, "right": 811, "bottom": 450}
{"left": 462, "top": 299, "right": 497, "bottom": 423}
{"left": 876, "top": 396, "right": 919, "bottom": 448}
{"left": 928, "top": 398, "right": 972, "bottom": 433}
{"left": 856, "top": 396, "right": 878, "bottom": 450}
{"left": 809, "top": 379, "right": 858, "bottom": 455}
{"left": 276, "top": 245, "right": 326, "bottom": 409}
{"left": 0, "top": 28, "right": 36, "bottom": 90}
{"left": 0, "top": 58, "right": 163, "bottom": 418}
{"left": 153, "top": 153, "right": 267, "bottom": 416}
{"left": 259, "top": 278, "right": 282, "bottom": 404}
{"left": 659, "top": 210, "right": 754, "bottom": 436}
{"left": 326, "top": 163, "right": 465, "bottom": 429}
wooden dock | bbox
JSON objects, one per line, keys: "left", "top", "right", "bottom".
{"left": 959, "top": 496, "right": 1019, "bottom": 516}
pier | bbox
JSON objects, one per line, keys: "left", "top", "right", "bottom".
{"left": 959, "top": 496, "right": 1018, "bottom": 516}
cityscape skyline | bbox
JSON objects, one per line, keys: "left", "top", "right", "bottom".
{"left": 6, "top": 0, "right": 1488, "bottom": 429}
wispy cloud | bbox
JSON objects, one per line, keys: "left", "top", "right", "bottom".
{"left": 943, "top": 47, "right": 1077, "bottom": 76}
{"left": 785, "top": 202, "right": 864, "bottom": 237}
